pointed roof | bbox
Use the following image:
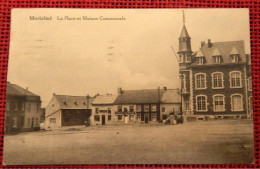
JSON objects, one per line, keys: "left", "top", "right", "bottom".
{"left": 179, "top": 25, "right": 190, "bottom": 38}
{"left": 160, "top": 89, "right": 181, "bottom": 104}
{"left": 212, "top": 47, "right": 221, "bottom": 56}
{"left": 114, "top": 89, "right": 165, "bottom": 104}
{"left": 195, "top": 48, "right": 204, "bottom": 57}
{"left": 92, "top": 94, "right": 117, "bottom": 105}
{"left": 6, "top": 82, "right": 39, "bottom": 97}
{"left": 191, "top": 40, "right": 246, "bottom": 66}
{"left": 54, "top": 95, "right": 95, "bottom": 109}
{"left": 230, "top": 46, "right": 239, "bottom": 55}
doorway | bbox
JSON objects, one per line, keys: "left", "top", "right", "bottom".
{"left": 102, "top": 115, "right": 105, "bottom": 125}
{"left": 31, "top": 117, "right": 34, "bottom": 128}
{"left": 144, "top": 113, "right": 149, "bottom": 124}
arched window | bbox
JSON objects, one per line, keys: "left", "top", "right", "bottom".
{"left": 230, "top": 71, "right": 242, "bottom": 88}
{"left": 179, "top": 54, "right": 184, "bottom": 63}
{"left": 196, "top": 95, "right": 207, "bottom": 112}
{"left": 212, "top": 72, "right": 224, "bottom": 89}
{"left": 186, "top": 55, "right": 191, "bottom": 63}
{"left": 213, "top": 94, "right": 225, "bottom": 112}
{"left": 248, "top": 77, "right": 252, "bottom": 91}
{"left": 180, "top": 74, "right": 186, "bottom": 92}
{"left": 195, "top": 73, "right": 207, "bottom": 89}
{"left": 231, "top": 94, "right": 243, "bottom": 111}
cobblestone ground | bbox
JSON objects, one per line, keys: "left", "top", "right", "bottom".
{"left": 3, "top": 119, "right": 254, "bottom": 165}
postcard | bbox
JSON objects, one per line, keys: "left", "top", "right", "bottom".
{"left": 3, "top": 8, "right": 254, "bottom": 165}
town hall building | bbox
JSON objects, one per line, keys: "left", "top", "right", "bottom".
{"left": 177, "top": 18, "right": 252, "bottom": 120}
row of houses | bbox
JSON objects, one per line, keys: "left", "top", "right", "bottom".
{"left": 44, "top": 87, "right": 181, "bottom": 129}
{"left": 5, "top": 15, "right": 253, "bottom": 132}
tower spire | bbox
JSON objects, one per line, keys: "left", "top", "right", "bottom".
{"left": 183, "top": 10, "right": 185, "bottom": 25}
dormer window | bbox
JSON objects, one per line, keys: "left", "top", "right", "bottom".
{"left": 74, "top": 101, "right": 78, "bottom": 105}
{"left": 231, "top": 54, "right": 239, "bottom": 63}
{"left": 62, "top": 100, "right": 67, "bottom": 105}
{"left": 197, "top": 57, "right": 204, "bottom": 65}
{"left": 214, "top": 56, "right": 221, "bottom": 64}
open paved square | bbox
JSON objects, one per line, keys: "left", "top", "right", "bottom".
{"left": 3, "top": 119, "right": 254, "bottom": 165}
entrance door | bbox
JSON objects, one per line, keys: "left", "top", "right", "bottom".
{"left": 31, "top": 117, "right": 34, "bottom": 128}
{"left": 102, "top": 115, "right": 105, "bottom": 125}
{"left": 144, "top": 113, "right": 149, "bottom": 124}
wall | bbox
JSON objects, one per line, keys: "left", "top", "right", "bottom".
{"left": 44, "top": 96, "right": 62, "bottom": 129}
{"left": 24, "top": 101, "right": 41, "bottom": 130}
{"left": 91, "top": 104, "right": 115, "bottom": 125}
{"left": 160, "top": 103, "right": 181, "bottom": 120}
{"left": 191, "top": 64, "right": 247, "bottom": 115}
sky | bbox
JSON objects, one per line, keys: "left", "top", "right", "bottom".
{"left": 7, "top": 9, "right": 251, "bottom": 107}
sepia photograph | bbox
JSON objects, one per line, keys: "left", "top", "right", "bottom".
{"left": 3, "top": 8, "right": 254, "bottom": 165}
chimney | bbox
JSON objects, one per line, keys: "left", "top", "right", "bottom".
{"left": 117, "top": 87, "right": 123, "bottom": 95}
{"left": 208, "top": 39, "right": 212, "bottom": 48}
{"left": 94, "top": 93, "right": 99, "bottom": 98}
{"left": 201, "top": 41, "right": 205, "bottom": 48}
{"left": 163, "top": 87, "right": 167, "bottom": 91}
{"left": 25, "top": 87, "right": 28, "bottom": 95}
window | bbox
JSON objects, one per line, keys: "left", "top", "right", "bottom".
{"left": 179, "top": 54, "right": 184, "bottom": 63}
{"left": 195, "top": 73, "right": 206, "bottom": 89}
{"left": 27, "top": 118, "right": 30, "bottom": 127}
{"left": 14, "top": 103, "right": 18, "bottom": 111}
{"left": 197, "top": 57, "right": 204, "bottom": 65}
{"left": 213, "top": 95, "right": 225, "bottom": 112}
{"left": 231, "top": 55, "right": 239, "bottom": 63}
{"left": 181, "top": 74, "right": 186, "bottom": 92}
{"left": 117, "top": 115, "right": 123, "bottom": 121}
{"left": 108, "top": 115, "right": 111, "bottom": 121}
{"left": 108, "top": 108, "right": 111, "bottom": 114}
{"left": 129, "top": 115, "right": 134, "bottom": 121}
{"left": 162, "top": 114, "right": 167, "bottom": 120}
{"left": 50, "top": 118, "right": 56, "bottom": 123}
{"left": 130, "top": 106, "right": 134, "bottom": 112}
{"left": 136, "top": 105, "right": 141, "bottom": 112}
{"left": 35, "top": 118, "right": 39, "bottom": 126}
{"left": 248, "top": 77, "right": 252, "bottom": 91}
{"left": 52, "top": 104, "right": 54, "bottom": 107}
{"left": 185, "top": 101, "right": 190, "bottom": 110}
{"left": 162, "top": 107, "right": 165, "bottom": 112}
{"left": 196, "top": 95, "right": 207, "bottom": 112}
{"left": 123, "top": 107, "right": 128, "bottom": 112}
{"left": 94, "top": 115, "right": 100, "bottom": 122}
{"left": 144, "top": 105, "right": 149, "bottom": 112}
{"left": 151, "top": 113, "right": 157, "bottom": 121}
{"left": 231, "top": 94, "right": 243, "bottom": 111}
{"left": 6, "top": 102, "right": 9, "bottom": 111}
{"left": 186, "top": 55, "right": 191, "bottom": 63}
{"left": 95, "top": 108, "right": 99, "bottom": 114}
{"left": 13, "top": 117, "right": 18, "bottom": 127}
{"left": 151, "top": 105, "right": 157, "bottom": 111}
{"left": 212, "top": 72, "right": 224, "bottom": 89}
{"left": 230, "top": 71, "right": 242, "bottom": 88}
{"left": 118, "top": 106, "right": 122, "bottom": 112}
{"left": 136, "top": 113, "right": 141, "bottom": 121}
{"left": 21, "top": 103, "right": 25, "bottom": 111}
{"left": 28, "top": 103, "right": 31, "bottom": 112}
{"left": 214, "top": 56, "right": 221, "bottom": 64}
